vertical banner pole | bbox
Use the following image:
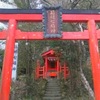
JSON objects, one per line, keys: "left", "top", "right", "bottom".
{"left": 12, "top": 42, "right": 18, "bottom": 82}
{"left": 0, "top": 19, "right": 16, "bottom": 100}
{"left": 88, "top": 20, "right": 100, "bottom": 100}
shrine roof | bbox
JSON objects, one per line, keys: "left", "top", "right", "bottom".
{"left": 41, "top": 49, "right": 55, "bottom": 57}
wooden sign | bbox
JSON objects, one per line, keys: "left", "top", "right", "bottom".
{"left": 43, "top": 7, "right": 62, "bottom": 38}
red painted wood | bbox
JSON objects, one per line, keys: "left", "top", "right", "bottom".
{"left": 12, "top": 30, "right": 100, "bottom": 40}
{"left": 35, "top": 49, "right": 69, "bottom": 79}
{"left": 88, "top": 20, "right": 100, "bottom": 100}
{"left": 45, "top": 57, "right": 48, "bottom": 78}
{"left": 43, "top": 67, "right": 45, "bottom": 78}
{"left": 42, "top": 49, "right": 54, "bottom": 57}
{"left": 62, "top": 14, "right": 100, "bottom": 22}
{"left": 0, "top": 30, "right": 100, "bottom": 40}
{"left": 0, "top": 14, "right": 100, "bottom": 22}
{"left": 15, "top": 31, "right": 89, "bottom": 40}
{"left": 0, "top": 14, "right": 42, "bottom": 21}
{"left": 57, "top": 60, "right": 59, "bottom": 78}
{"left": 0, "top": 19, "right": 16, "bottom": 100}
{"left": 49, "top": 72, "right": 57, "bottom": 77}
{"left": 62, "top": 31, "right": 89, "bottom": 40}
{"left": 15, "top": 30, "right": 100, "bottom": 40}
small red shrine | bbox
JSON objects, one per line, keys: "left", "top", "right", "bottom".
{"left": 35, "top": 49, "right": 69, "bottom": 79}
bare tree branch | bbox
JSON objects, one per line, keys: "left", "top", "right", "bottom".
{"left": 41, "top": 0, "right": 52, "bottom": 6}
{"left": 70, "top": 0, "right": 81, "bottom": 9}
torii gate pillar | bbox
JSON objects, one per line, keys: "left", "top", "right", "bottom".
{"left": 0, "top": 19, "right": 16, "bottom": 100}
{"left": 88, "top": 20, "right": 100, "bottom": 100}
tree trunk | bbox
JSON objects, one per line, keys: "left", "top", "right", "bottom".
{"left": 80, "top": 69, "right": 95, "bottom": 100}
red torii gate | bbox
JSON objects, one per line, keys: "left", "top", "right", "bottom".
{"left": 0, "top": 9, "right": 100, "bottom": 100}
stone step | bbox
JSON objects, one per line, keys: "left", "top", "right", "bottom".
{"left": 47, "top": 85, "right": 59, "bottom": 87}
{"left": 45, "top": 91, "right": 61, "bottom": 94}
{"left": 47, "top": 81, "right": 58, "bottom": 83}
{"left": 47, "top": 86, "right": 60, "bottom": 89}
{"left": 45, "top": 91, "right": 61, "bottom": 93}
{"left": 47, "top": 84, "right": 59, "bottom": 87}
{"left": 47, "top": 87, "right": 59, "bottom": 88}
{"left": 46, "top": 87, "right": 60, "bottom": 89}
{"left": 44, "top": 93, "right": 61, "bottom": 97}
{"left": 46, "top": 86, "right": 59, "bottom": 88}
{"left": 47, "top": 85, "right": 58, "bottom": 86}
{"left": 43, "top": 96, "right": 61, "bottom": 100}
{"left": 47, "top": 82, "right": 58, "bottom": 84}
{"left": 47, "top": 85, "right": 59, "bottom": 86}
{"left": 43, "top": 79, "right": 62, "bottom": 100}
{"left": 47, "top": 84, "right": 58, "bottom": 85}
{"left": 46, "top": 88, "right": 60, "bottom": 90}
{"left": 46, "top": 89, "right": 60, "bottom": 92}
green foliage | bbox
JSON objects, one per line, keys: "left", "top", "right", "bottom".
{"left": 11, "top": 76, "right": 47, "bottom": 100}
{"left": 83, "top": 66, "right": 93, "bottom": 89}
{"left": 14, "top": 0, "right": 30, "bottom": 9}
{"left": 77, "top": 0, "right": 99, "bottom": 9}
{"left": 0, "top": 49, "right": 4, "bottom": 70}
{"left": 17, "top": 22, "right": 43, "bottom": 32}
{"left": 60, "top": 73, "right": 91, "bottom": 100}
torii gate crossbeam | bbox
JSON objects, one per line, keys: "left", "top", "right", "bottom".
{"left": 0, "top": 9, "right": 100, "bottom": 100}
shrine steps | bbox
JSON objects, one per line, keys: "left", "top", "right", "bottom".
{"left": 43, "top": 78, "right": 62, "bottom": 100}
